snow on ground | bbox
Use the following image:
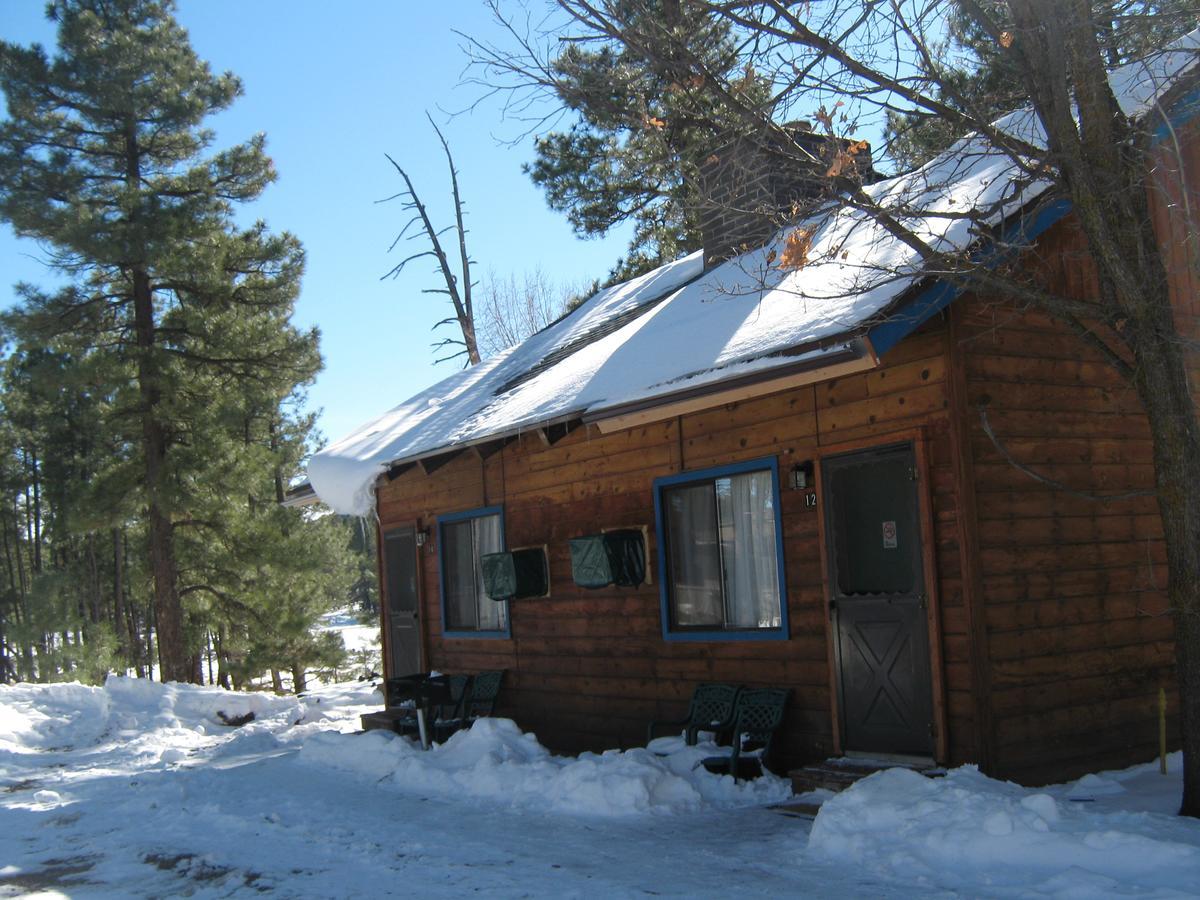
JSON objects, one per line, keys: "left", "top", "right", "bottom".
{"left": 1, "top": 678, "right": 1198, "bottom": 898}
{"left": 316, "top": 608, "right": 379, "bottom": 659}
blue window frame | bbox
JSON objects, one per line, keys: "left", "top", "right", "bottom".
{"left": 653, "top": 457, "right": 788, "bottom": 642}
{"left": 437, "top": 505, "right": 510, "bottom": 639}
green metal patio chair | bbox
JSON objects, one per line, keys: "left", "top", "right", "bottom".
{"left": 647, "top": 683, "right": 742, "bottom": 749}
{"left": 431, "top": 670, "right": 505, "bottom": 741}
{"left": 701, "top": 688, "right": 791, "bottom": 781}
{"left": 394, "top": 673, "right": 470, "bottom": 742}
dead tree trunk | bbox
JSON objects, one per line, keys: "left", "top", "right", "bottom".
{"left": 384, "top": 115, "right": 482, "bottom": 366}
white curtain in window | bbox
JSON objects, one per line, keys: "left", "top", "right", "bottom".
{"left": 472, "top": 514, "right": 505, "bottom": 630}
{"left": 720, "top": 471, "right": 782, "bottom": 628}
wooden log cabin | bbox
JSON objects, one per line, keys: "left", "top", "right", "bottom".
{"left": 307, "top": 47, "right": 1199, "bottom": 786}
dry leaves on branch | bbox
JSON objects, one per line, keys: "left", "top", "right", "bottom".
{"left": 813, "top": 101, "right": 844, "bottom": 132}
{"left": 778, "top": 226, "right": 816, "bottom": 270}
{"left": 826, "top": 139, "right": 871, "bottom": 178}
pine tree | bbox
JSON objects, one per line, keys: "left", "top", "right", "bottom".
{"left": 473, "top": 0, "right": 770, "bottom": 280}
{"left": 0, "top": 0, "right": 320, "bottom": 682}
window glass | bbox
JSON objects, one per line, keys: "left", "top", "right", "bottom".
{"left": 441, "top": 511, "right": 506, "bottom": 633}
{"left": 661, "top": 465, "right": 783, "bottom": 634}
{"left": 831, "top": 458, "right": 915, "bottom": 596}
{"left": 666, "top": 482, "right": 723, "bottom": 626}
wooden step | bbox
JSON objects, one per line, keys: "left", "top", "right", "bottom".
{"left": 769, "top": 800, "right": 824, "bottom": 819}
{"left": 360, "top": 708, "right": 410, "bottom": 733}
{"left": 788, "top": 758, "right": 942, "bottom": 797}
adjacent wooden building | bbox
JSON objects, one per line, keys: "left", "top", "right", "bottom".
{"left": 309, "top": 60, "right": 1199, "bottom": 786}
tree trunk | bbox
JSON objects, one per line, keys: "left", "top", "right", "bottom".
{"left": 1130, "top": 334, "right": 1200, "bottom": 817}
{"left": 206, "top": 631, "right": 215, "bottom": 685}
{"left": 291, "top": 663, "right": 307, "bottom": 695}
{"left": 10, "top": 500, "right": 26, "bottom": 606}
{"left": 145, "top": 594, "right": 156, "bottom": 681}
{"left": 122, "top": 110, "right": 190, "bottom": 685}
{"left": 1, "top": 509, "right": 17, "bottom": 599}
{"left": 20, "top": 481, "right": 33, "bottom": 576}
{"left": 86, "top": 532, "right": 101, "bottom": 626}
{"left": 0, "top": 637, "right": 13, "bottom": 684}
{"left": 270, "top": 668, "right": 283, "bottom": 694}
{"left": 30, "top": 450, "right": 40, "bottom": 575}
{"left": 215, "top": 626, "right": 231, "bottom": 690}
{"left": 112, "top": 527, "right": 128, "bottom": 668}
{"left": 132, "top": 266, "right": 189, "bottom": 683}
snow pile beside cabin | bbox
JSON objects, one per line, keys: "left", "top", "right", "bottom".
{"left": 809, "top": 759, "right": 1200, "bottom": 896}
{"left": 308, "top": 32, "right": 1200, "bottom": 517}
{"left": 299, "top": 716, "right": 791, "bottom": 817}
{"left": 0, "top": 675, "right": 789, "bottom": 818}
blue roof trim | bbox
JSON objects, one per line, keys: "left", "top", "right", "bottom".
{"left": 1153, "top": 84, "right": 1200, "bottom": 142}
{"left": 867, "top": 198, "right": 1074, "bottom": 356}
{"left": 868, "top": 76, "right": 1200, "bottom": 358}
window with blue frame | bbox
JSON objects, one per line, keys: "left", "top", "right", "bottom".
{"left": 439, "top": 507, "right": 507, "bottom": 635}
{"left": 655, "top": 459, "right": 786, "bottom": 638}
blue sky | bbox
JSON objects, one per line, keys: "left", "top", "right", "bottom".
{"left": 0, "top": 1, "right": 631, "bottom": 446}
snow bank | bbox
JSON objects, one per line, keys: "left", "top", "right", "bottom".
{"left": 299, "top": 717, "right": 791, "bottom": 817}
{"left": 809, "top": 764, "right": 1200, "bottom": 896}
{"left": 0, "top": 681, "right": 111, "bottom": 751}
{"left": 0, "top": 676, "right": 304, "bottom": 755}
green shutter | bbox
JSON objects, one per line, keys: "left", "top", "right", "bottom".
{"left": 569, "top": 535, "right": 612, "bottom": 589}
{"left": 570, "top": 531, "right": 645, "bottom": 589}
{"left": 481, "top": 552, "right": 516, "bottom": 600}
{"left": 482, "top": 548, "right": 548, "bottom": 600}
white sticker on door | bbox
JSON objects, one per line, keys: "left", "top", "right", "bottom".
{"left": 882, "top": 520, "right": 898, "bottom": 549}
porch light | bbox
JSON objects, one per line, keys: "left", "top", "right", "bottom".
{"left": 790, "top": 460, "right": 814, "bottom": 491}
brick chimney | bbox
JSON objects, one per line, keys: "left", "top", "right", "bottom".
{"left": 696, "top": 123, "right": 874, "bottom": 270}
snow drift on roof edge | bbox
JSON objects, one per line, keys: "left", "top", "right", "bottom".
{"left": 310, "top": 31, "right": 1199, "bottom": 516}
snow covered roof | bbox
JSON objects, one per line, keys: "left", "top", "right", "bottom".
{"left": 309, "top": 32, "right": 1200, "bottom": 516}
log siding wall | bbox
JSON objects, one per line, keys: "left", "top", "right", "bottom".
{"left": 376, "top": 321, "right": 976, "bottom": 771}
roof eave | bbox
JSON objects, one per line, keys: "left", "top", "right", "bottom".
{"left": 586, "top": 337, "right": 877, "bottom": 433}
